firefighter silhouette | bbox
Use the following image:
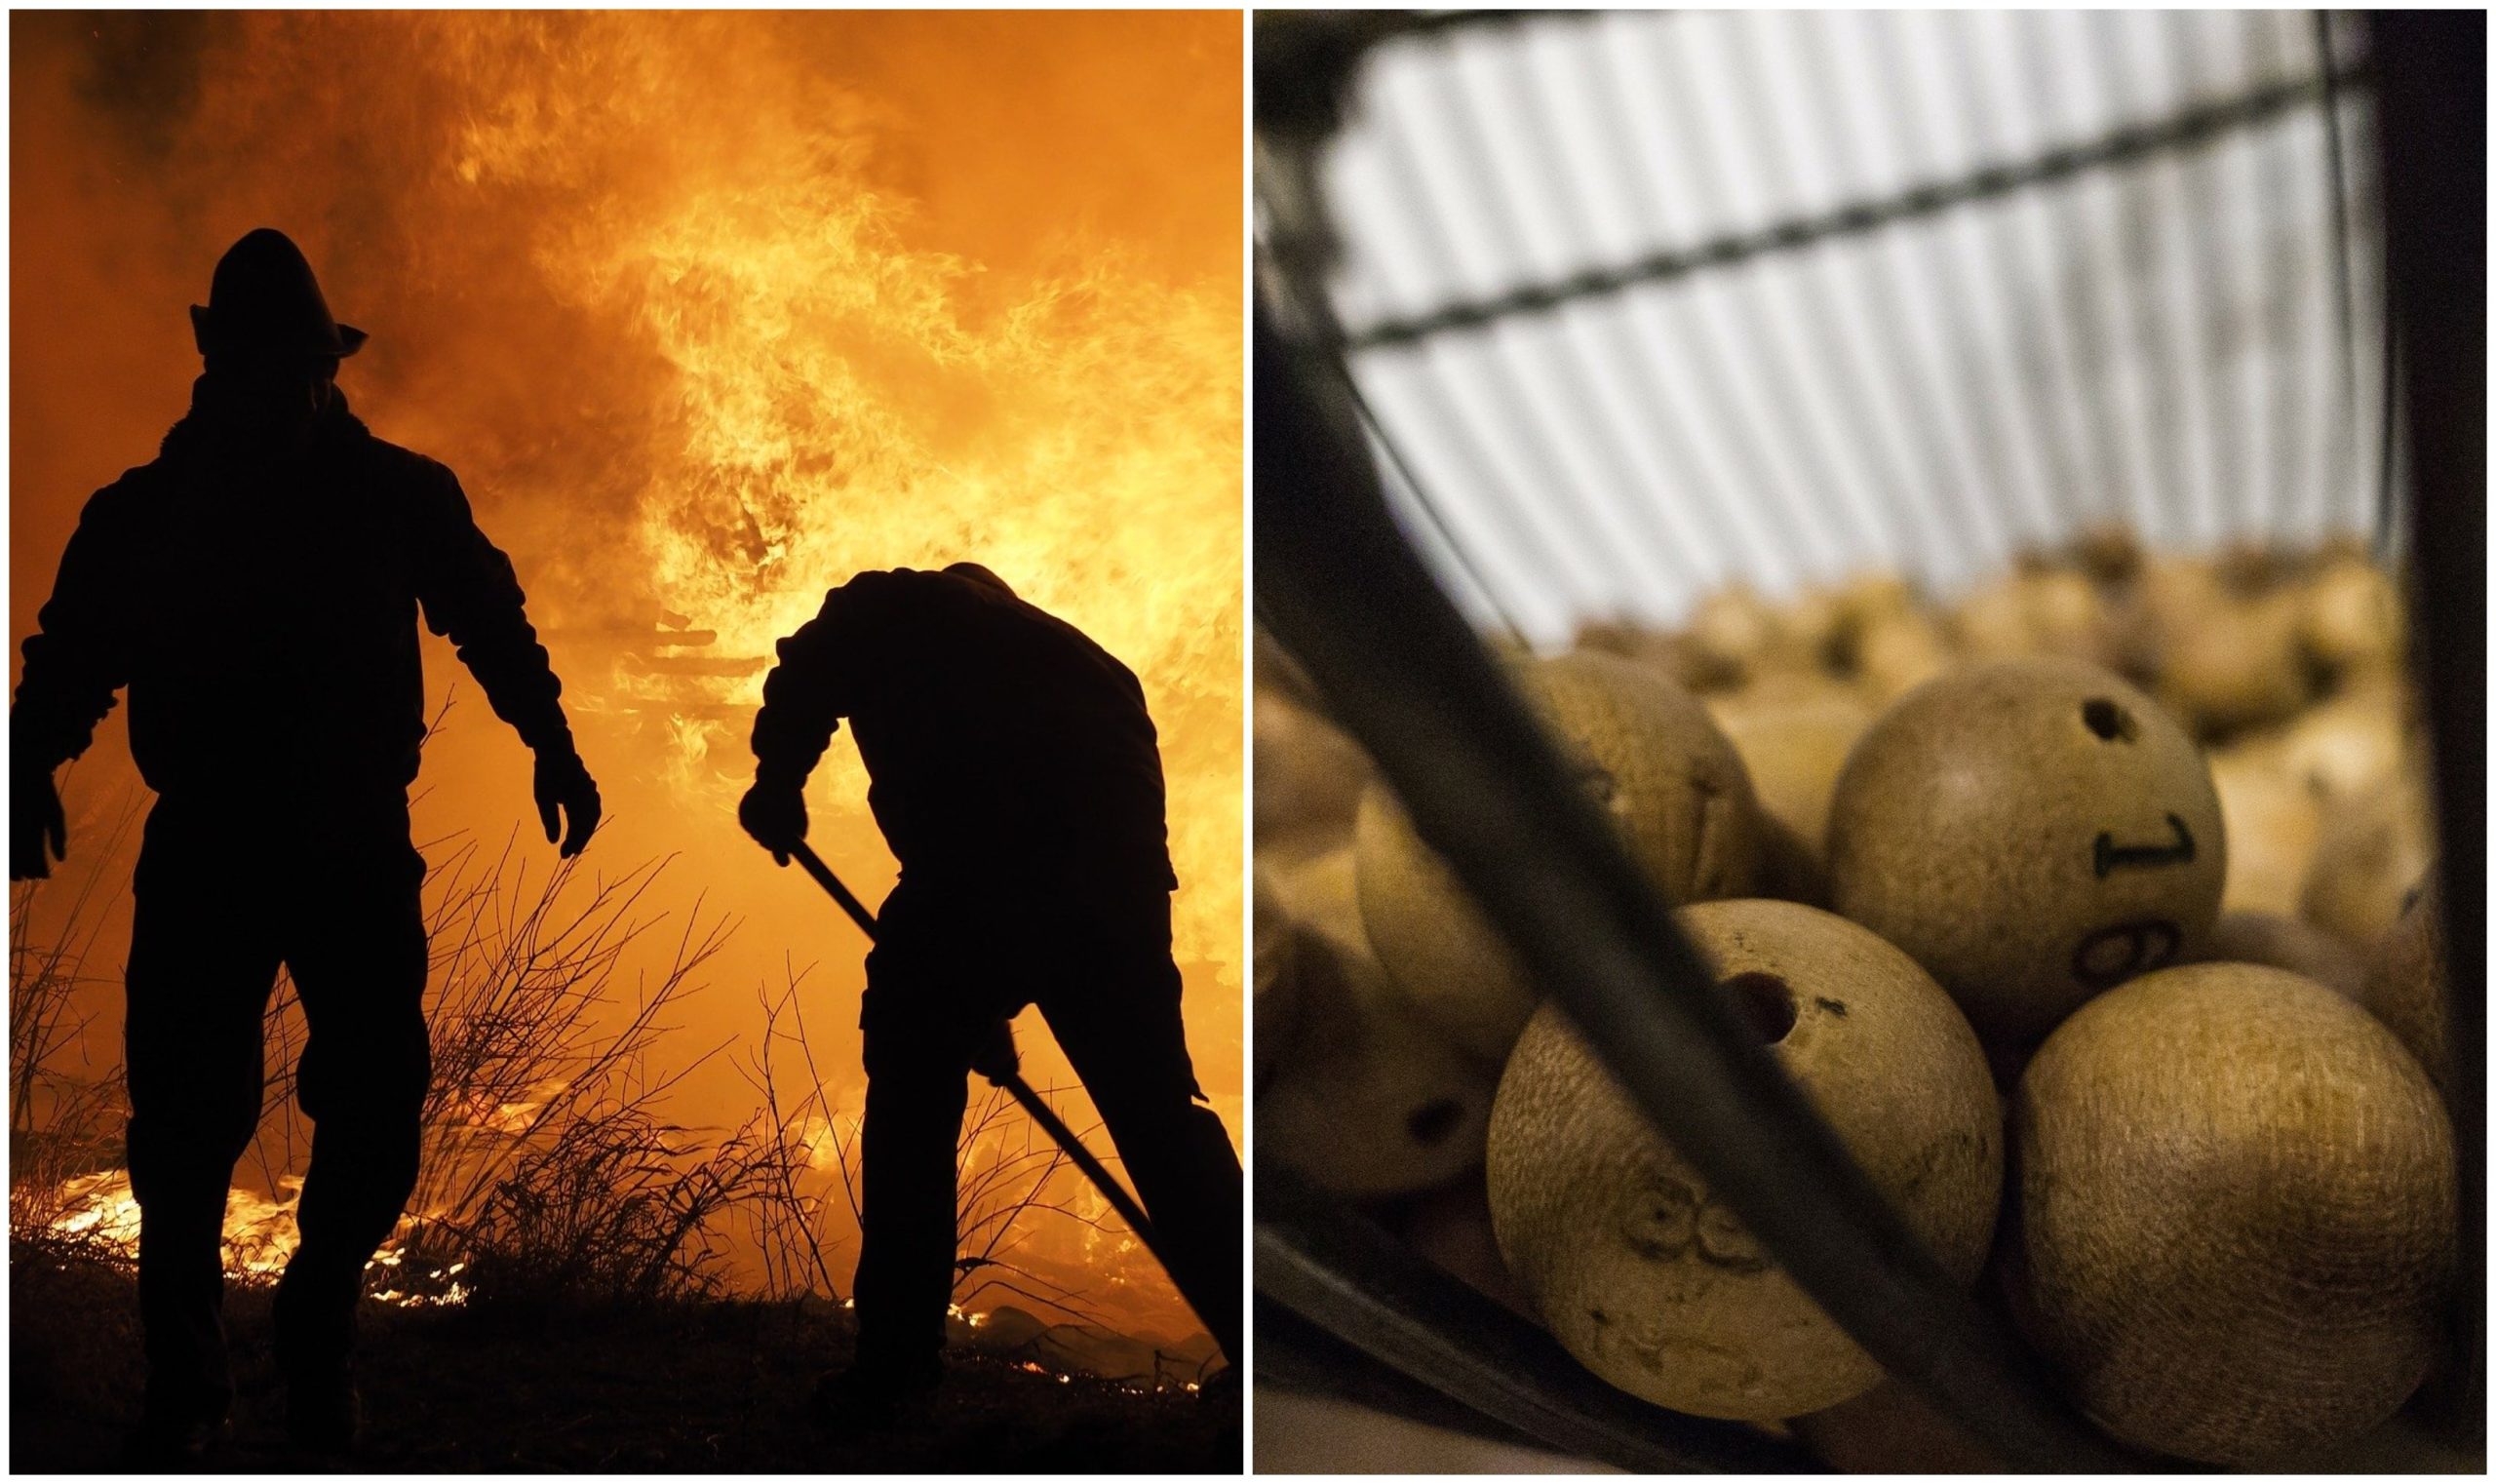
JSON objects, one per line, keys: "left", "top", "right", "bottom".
{"left": 10, "top": 228, "right": 601, "bottom": 1460}
{"left": 738, "top": 564, "right": 1243, "bottom": 1415}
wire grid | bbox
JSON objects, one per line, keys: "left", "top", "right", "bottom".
{"left": 1298, "top": 10, "right": 2392, "bottom": 648}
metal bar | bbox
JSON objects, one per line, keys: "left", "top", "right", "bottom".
{"left": 1419, "top": 33, "right": 1703, "bottom": 603}
{"left": 2223, "top": 14, "right": 2300, "bottom": 546}
{"left": 1877, "top": 14, "right": 2056, "bottom": 566}
{"left": 2314, "top": 9, "right": 2365, "bottom": 538}
{"left": 1354, "top": 9, "right": 1555, "bottom": 49}
{"left": 2162, "top": 12, "right": 2245, "bottom": 545}
{"left": 1816, "top": 16, "right": 2026, "bottom": 586}
{"left": 2015, "top": 11, "right": 2156, "bottom": 541}
{"left": 1345, "top": 59, "right": 2367, "bottom": 354}
{"left": 1254, "top": 1296, "right": 1582, "bottom": 1454}
{"left": 2085, "top": 11, "right": 2199, "bottom": 550}
{"left": 1944, "top": 11, "right": 2113, "bottom": 540}
{"left": 1580, "top": 20, "right": 1835, "bottom": 589}
{"left": 1957, "top": 8, "right": 2116, "bottom": 543}
{"left": 1361, "top": 343, "right": 1606, "bottom": 631}
{"left": 1485, "top": 18, "right": 1774, "bottom": 598}
{"left": 1849, "top": 11, "right": 2063, "bottom": 554}
{"left": 1257, "top": 1167, "right": 1824, "bottom": 1472}
{"left": 1255, "top": 293, "right": 2138, "bottom": 1472}
{"left": 1378, "top": 105, "right": 1667, "bottom": 608}
{"left": 1359, "top": 85, "right": 1660, "bottom": 608}
{"left": 2222, "top": 12, "right": 2312, "bottom": 547}
{"left": 1637, "top": 16, "right": 1895, "bottom": 578}
{"left": 1712, "top": 13, "right": 1935, "bottom": 570}
{"left": 2376, "top": 200, "right": 2402, "bottom": 555}
{"left": 1518, "top": 16, "right": 1787, "bottom": 592}
{"left": 2249, "top": 15, "right": 2321, "bottom": 546}
{"left": 2368, "top": 14, "right": 2485, "bottom": 1441}
{"left": 1364, "top": 418, "right": 1531, "bottom": 644}
{"left": 2328, "top": 53, "right": 2398, "bottom": 550}
{"left": 1254, "top": 160, "right": 1532, "bottom": 642}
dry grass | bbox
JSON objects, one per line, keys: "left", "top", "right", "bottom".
{"left": 374, "top": 835, "right": 784, "bottom": 1310}
{"left": 13, "top": 699, "right": 1155, "bottom": 1336}
{"left": 735, "top": 966, "right": 1142, "bottom": 1330}
{"left": 8, "top": 777, "right": 142, "bottom": 1259}
{"left": 9, "top": 732, "right": 776, "bottom": 1313}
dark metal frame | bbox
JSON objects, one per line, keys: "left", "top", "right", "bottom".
{"left": 2371, "top": 9, "right": 2486, "bottom": 1436}
{"left": 1254, "top": 9, "right": 2482, "bottom": 1471}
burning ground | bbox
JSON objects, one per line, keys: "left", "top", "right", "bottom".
{"left": 13, "top": 1247, "right": 1237, "bottom": 1471}
{"left": 10, "top": 810, "right": 1233, "bottom": 1468}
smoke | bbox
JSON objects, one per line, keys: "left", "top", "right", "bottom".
{"left": 11, "top": 11, "right": 1242, "bottom": 1337}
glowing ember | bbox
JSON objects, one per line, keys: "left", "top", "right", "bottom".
{"left": 45, "top": 1171, "right": 143, "bottom": 1252}
{"left": 795, "top": 1115, "right": 850, "bottom": 1174}
{"left": 43, "top": 1171, "right": 464, "bottom": 1308}
{"left": 451, "top": 1084, "right": 564, "bottom": 1138}
{"left": 46, "top": 1170, "right": 300, "bottom": 1280}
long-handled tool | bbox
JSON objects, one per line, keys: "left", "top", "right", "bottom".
{"left": 782, "top": 840, "right": 1174, "bottom": 1275}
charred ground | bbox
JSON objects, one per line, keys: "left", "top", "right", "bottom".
{"left": 12, "top": 1247, "right": 1237, "bottom": 1473}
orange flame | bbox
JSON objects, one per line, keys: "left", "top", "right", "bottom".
{"left": 12, "top": 12, "right": 1240, "bottom": 1338}
{"left": 43, "top": 1170, "right": 469, "bottom": 1308}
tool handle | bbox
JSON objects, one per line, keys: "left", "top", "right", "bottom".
{"left": 785, "top": 843, "right": 1022, "bottom": 1078}
{"left": 996, "top": 1070, "right": 1168, "bottom": 1265}
{"left": 787, "top": 840, "right": 880, "bottom": 941}
{"left": 778, "top": 835, "right": 1185, "bottom": 1308}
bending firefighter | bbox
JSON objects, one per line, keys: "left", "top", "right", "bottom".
{"left": 738, "top": 563, "right": 1243, "bottom": 1416}
{"left": 9, "top": 229, "right": 600, "bottom": 1461}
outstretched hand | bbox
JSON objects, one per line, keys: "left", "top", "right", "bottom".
{"left": 534, "top": 751, "right": 603, "bottom": 858}
{"left": 10, "top": 766, "right": 65, "bottom": 881}
{"left": 738, "top": 781, "right": 807, "bottom": 867}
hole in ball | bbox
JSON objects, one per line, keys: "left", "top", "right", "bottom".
{"left": 1723, "top": 972, "right": 1797, "bottom": 1044}
{"left": 1407, "top": 1099, "right": 1463, "bottom": 1146}
{"left": 2082, "top": 698, "right": 2136, "bottom": 743}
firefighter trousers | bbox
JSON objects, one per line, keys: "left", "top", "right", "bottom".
{"left": 847, "top": 879, "right": 1243, "bottom": 1384}
{"left": 122, "top": 796, "right": 429, "bottom": 1419}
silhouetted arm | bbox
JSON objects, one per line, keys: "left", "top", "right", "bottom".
{"left": 410, "top": 464, "right": 576, "bottom": 760}
{"left": 750, "top": 578, "right": 879, "bottom": 789}
{"left": 12, "top": 485, "right": 138, "bottom": 774}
